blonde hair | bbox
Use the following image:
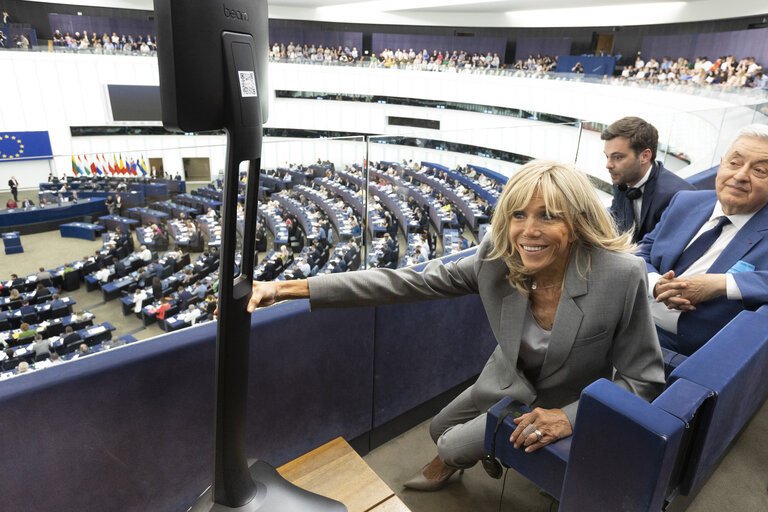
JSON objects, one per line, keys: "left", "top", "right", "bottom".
{"left": 489, "top": 160, "right": 634, "bottom": 293}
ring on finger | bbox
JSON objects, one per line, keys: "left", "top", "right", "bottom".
{"left": 521, "top": 424, "right": 538, "bottom": 441}
{"left": 534, "top": 429, "right": 543, "bottom": 442}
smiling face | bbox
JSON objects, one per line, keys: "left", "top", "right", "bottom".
{"left": 507, "top": 192, "right": 574, "bottom": 283}
{"left": 715, "top": 136, "right": 768, "bottom": 215}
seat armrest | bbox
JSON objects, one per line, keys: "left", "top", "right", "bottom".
{"left": 559, "top": 379, "right": 685, "bottom": 512}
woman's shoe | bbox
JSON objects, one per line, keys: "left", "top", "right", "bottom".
{"left": 403, "top": 461, "right": 463, "bottom": 491}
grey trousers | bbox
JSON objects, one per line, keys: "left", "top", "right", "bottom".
{"left": 429, "top": 386, "right": 489, "bottom": 468}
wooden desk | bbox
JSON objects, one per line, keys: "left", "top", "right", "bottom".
{"left": 278, "top": 437, "right": 410, "bottom": 512}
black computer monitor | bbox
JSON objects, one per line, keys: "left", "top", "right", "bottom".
{"left": 155, "top": 0, "right": 269, "bottom": 134}
{"left": 155, "top": 2, "right": 345, "bottom": 511}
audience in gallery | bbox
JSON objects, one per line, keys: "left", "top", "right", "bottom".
{"left": 269, "top": 41, "right": 502, "bottom": 71}
{"left": 616, "top": 54, "right": 766, "bottom": 89}
{"left": 49, "top": 29, "right": 156, "bottom": 54}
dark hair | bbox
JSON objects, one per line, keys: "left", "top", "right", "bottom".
{"left": 600, "top": 116, "right": 659, "bottom": 161}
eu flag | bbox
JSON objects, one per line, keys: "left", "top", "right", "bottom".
{"left": 0, "top": 131, "right": 53, "bottom": 162}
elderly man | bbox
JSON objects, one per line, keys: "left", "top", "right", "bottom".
{"left": 137, "top": 245, "right": 152, "bottom": 263}
{"left": 638, "top": 124, "right": 768, "bottom": 355}
{"left": 602, "top": 116, "right": 695, "bottom": 242}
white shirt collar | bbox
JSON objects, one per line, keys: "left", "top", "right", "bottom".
{"left": 712, "top": 201, "right": 755, "bottom": 230}
{"left": 632, "top": 163, "right": 653, "bottom": 190}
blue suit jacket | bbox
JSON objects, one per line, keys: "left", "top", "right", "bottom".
{"left": 611, "top": 161, "right": 696, "bottom": 243}
{"left": 638, "top": 190, "right": 768, "bottom": 354}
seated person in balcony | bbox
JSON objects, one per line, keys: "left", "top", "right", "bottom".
{"left": 246, "top": 160, "right": 664, "bottom": 491}
{"left": 639, "top": 124, "right": 768, "bottom": 356}
{"left": 602, "top": 116, "right": 694, "bottom": 243}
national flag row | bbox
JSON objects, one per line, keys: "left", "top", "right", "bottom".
{"left": 70, "top": 154, "right": 151, "bottom": 176}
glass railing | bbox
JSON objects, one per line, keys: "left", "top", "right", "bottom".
{"left": 3, "top": 42, "right": 766, "bottom": 102}
{"left": 2, "top": 76, "right": 768, "bottom": 379}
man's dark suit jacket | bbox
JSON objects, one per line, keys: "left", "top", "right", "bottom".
{"left": 178, "top": 290, "right": 193, "bottom": 309}
{"left": 114, "top": 261, "right": 127, "bottom": 278}
{"left": 611, "top": 161, "right": 696, "bottom": 243}
{"left": 63, "top": 333, "right": 82, "bottom": 346}
{"left": 50, "top": 299, "right": 66, "bottom": 311}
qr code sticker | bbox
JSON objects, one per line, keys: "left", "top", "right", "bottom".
{"left": 238, "top": 71, "right": 258, "bottom": 98}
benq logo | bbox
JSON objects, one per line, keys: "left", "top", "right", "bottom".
{"left": 223, "top": 5, "right": 248, "bottom": 21}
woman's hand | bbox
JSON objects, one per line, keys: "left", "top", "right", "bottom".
{"left": 247, "top": 281, "right": 280, "bottom": 312}
{"left": 510, "top": 407, "right": 572, "bottom": 453}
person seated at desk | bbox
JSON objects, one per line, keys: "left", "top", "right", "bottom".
{"left": 15, "top": 361, "right": 30, "bottom": 374}
{"left": 94, "top": 266, "right": 110, "bottom": 284}
{"left": 72, "top": 343, "right": 90, "bottom": 359}
{"left": 33, "top": 283, "right": 51, "bottom": 302}
{"left": 8, "top": 273, "right": 24, "bottom": 288}
{"left": 16, "top": 323, "right": 36, "bottom": 343}
{"left": 70, "top": 190, "right": 79, "bottom": 203}
{"left": 18, "top": 300, "right": 35, "bottom": 317}
{"left": 6, "top": 288, "right": 22, "bottom": 309}
{"left": 132, "top": 265, "right": 148, "bottom": 286}
{"left": 204, "top": 294, "right": 217, "bottom": 315}
{"left": 62, "top": 326, "right": 82, "bottom": 347}
{"left": 415, "top": 244, "right": 428, "bottom": 264}
{"left": 137, "top": 245, "right": 152, "bottom": 263}
{"left": 330, "top": 258, "right": 347, "bottom": 274}
{"left": 21, "top": 198, "right": 34, "bottom": 208}
{"left": 36, "top": 267, "right": 53, "bottom": 285}
{"left": 31, "top": 334, "right": 51, "bottom": 359}
{"left": 246, "top": 159, "right": 665, "bottom": 491}
{"left": 295, "top": 257, "right": 312, "bottom": 279}
{"left": 192, "top": 281, "right": 208, "bottom": 300}
{"left": 49, "top": 293, "right": 66, "bottom": 311}
{"left": 113, "top": 257, "right": 127, "bottom": 278}
{"left": 5, "top": 198, "right": 18, "bottom": 209}
{"left": 153, "top": 298, "right": 171, "bottom": 320}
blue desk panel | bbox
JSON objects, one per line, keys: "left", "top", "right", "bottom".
{"left": 59, "top": 222, "right": 106, "bottom": 241}
{"left": 0, "top": 199, "right": 108, "bottom": 230}
{"left": 2, "top": 231, "right": 23, "bottom": 254}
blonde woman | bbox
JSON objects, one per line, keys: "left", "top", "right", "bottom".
{"left": 246, "top": 160, "right": 665, "bottom": 491}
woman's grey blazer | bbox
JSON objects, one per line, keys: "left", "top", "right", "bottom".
{"left": 308, "top": 235, "right": 665, "bottom": 425}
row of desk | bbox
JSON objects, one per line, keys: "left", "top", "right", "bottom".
{"left": 0, "top": 198, "right": 108, "bottom": 233}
